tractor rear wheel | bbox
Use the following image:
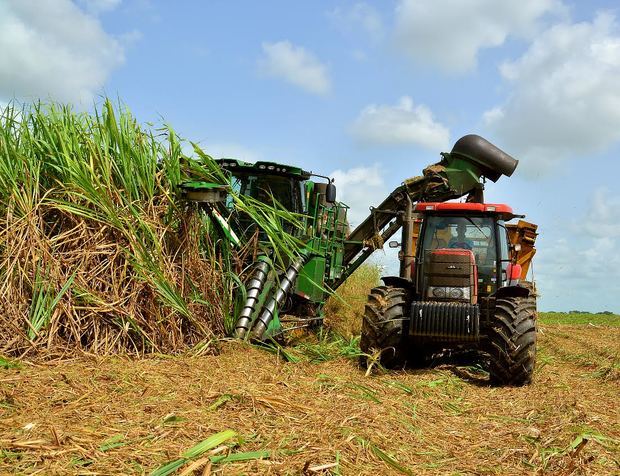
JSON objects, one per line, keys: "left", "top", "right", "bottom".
{"left": 485, "top": 294, "right": 537, "bottom": 386}
{"left": 360, "top": 286, "right": 408, "bottom": 369}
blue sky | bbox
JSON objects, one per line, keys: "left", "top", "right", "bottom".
{"left": 1, "top": 0, "right": 619, "bottom": 312}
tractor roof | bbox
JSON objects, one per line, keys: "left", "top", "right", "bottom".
{"left": 415, "top": 202, "right": 521, "bottom": 220}
{"left": 216, "top": 158, "right": 311, "bottom": 180}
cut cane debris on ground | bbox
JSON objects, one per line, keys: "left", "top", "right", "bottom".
{"left": 1, "top": 314, "right": 618, "bottom": 475}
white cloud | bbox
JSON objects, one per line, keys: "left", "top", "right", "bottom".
{"left": 330, "top": 164, "right": 386, "bottom": 227}
{"left": 258, "top": 41, "right": 331, "bottom": 96}
{"left": 350, "top": 96, "right": 450, "bottom": 150}
{"left": 118, "top": 29, "right": 143, "bottom": 47}
{"left": 0, "top": 0, "right": 125, "bottom": 105}
{"left": 352, "top": 49, "right": 367, "bottom": 62}
{"left": 536, "top": 187, "right": 620, "bottom": 312}
{"left": 538, "top": 235, "right": 620, "bottom": 281}
{"left": 537, "top": 235, "right": 620, "bottom": 312}
{"left": 580, "top": 188, "right": 620, "bottom": 239}
{"left": 330, "top": 164, "right": 401, "bottom": 275}
{"left": 483, "top": 13, "right": 620, "bottom": 174}
{"left": 394, "top": 0, "right": 563, "bottom": 73}
{"left": 328, "top": 3, "right": 383, "bottom": 42}
{"left": 77, "top": 0, "right": 122, "bottom": 14}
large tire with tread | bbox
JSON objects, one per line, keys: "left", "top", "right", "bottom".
{"left": 485, "top": 293, "right": 537, "bottom": 386}
{"left": 360, "top": 286, "right": 408, "bottom": 368}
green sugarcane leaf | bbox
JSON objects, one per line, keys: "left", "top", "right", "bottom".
{"left": 181, "top": 429, "right": 237, "bottom": 459}
{"left": 150, "top": 458, "right": 186, "bottom": 476}
{"left": 98, "top": 434, "right": 127, "bottom": 452}
{"left": 211, "top": 450, "right": 270, "bottom": 464}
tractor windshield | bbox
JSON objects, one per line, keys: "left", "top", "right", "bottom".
{"left": 421, "top": 216, "right": 498, "bottom": 292}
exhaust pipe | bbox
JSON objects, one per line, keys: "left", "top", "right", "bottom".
{"left": 250, "top": 255, "right": 307, "bottom": 340}
{"left": 233, "top": 258, "right": 270, "bottom": 339}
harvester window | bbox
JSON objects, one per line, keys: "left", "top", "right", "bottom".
{"left": 226, "top": 176, "right": 243, "bottom": 210}
{"left": 299, "top": 181, "right": 307, "bottom": 213}
{"left": 233, "top": 174, "right": 297, "bottom": 212}
{"left": 255, "top": 176, "right": 294, "bottom": 210}
{"left": 225, "top": 173, "right": 300, "bottom": 237}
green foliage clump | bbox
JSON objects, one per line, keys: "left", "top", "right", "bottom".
{"left": 0, "top": 100, "right": 276, "bottom": 354}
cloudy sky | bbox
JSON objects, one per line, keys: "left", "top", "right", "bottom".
{"left": 1, "top": 0, "right": 619, "bottom": 312}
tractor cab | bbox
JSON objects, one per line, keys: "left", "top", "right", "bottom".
{"left": 413, "top": 202, "right": 521, "bottom": 303}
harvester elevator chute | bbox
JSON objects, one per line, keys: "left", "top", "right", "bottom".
{"left": 334, "top": 134, "right": 519, "bottom": 289}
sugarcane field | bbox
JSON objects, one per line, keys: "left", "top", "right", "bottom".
{"left": 1, "top": 2, "right": 620, "bottom": 475}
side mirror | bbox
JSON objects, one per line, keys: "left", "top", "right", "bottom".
{"left": 326, "top": 182, "right": 337, "bottom": 203}
{"left": 388, "top": 240, "right": 400, "bottom": 248}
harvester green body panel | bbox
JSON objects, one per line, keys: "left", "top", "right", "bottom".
{"left": 441, "top": 156, "right": 487, "bottom": 195}
{"left": 296, "top": 256, "right": 326, "bottom": 301}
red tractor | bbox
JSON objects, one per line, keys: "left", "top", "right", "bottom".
{"left": 360, "top": 201, "right": 538, "bottom": 386}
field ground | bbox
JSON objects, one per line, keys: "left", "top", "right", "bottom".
{"left": 1, "top": 315, "right": 619, "bottom": 475}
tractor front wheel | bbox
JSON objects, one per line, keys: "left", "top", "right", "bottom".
{"left": 485, "top": 295, "right": 537, "bottom": 386}
{"left": 360, "top": 286, "right": 408, "bottom": 369}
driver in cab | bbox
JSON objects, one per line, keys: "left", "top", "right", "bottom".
{"left": 449, "top": 222, "right": 474, "bottom": 250}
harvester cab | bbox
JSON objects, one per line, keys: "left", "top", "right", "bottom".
{"left": 215, "top": 159, "right": 312, "bottom": 238}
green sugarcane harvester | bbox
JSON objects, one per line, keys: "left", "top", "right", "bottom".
{"left": 181, "top": 135, "right": 539, "bottom": 385}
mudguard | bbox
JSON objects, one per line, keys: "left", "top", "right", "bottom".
{"left": 381, "top": 276, "right": 412, "bottom": 290}
{"left": 494, "top": 284, "right": 532, "bottom": 299}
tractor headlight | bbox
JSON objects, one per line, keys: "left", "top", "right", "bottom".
{"left": 451, "top": 286, "right": 470, "bottom": 300}
{"left": 428, "top": 286, "right": 470, "bottom": 300}
{"left": 449, "top": 288, "right": 464, "bottom": 298}
{"left": 431, "top": 287, "right": 446, "bottom": 298}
